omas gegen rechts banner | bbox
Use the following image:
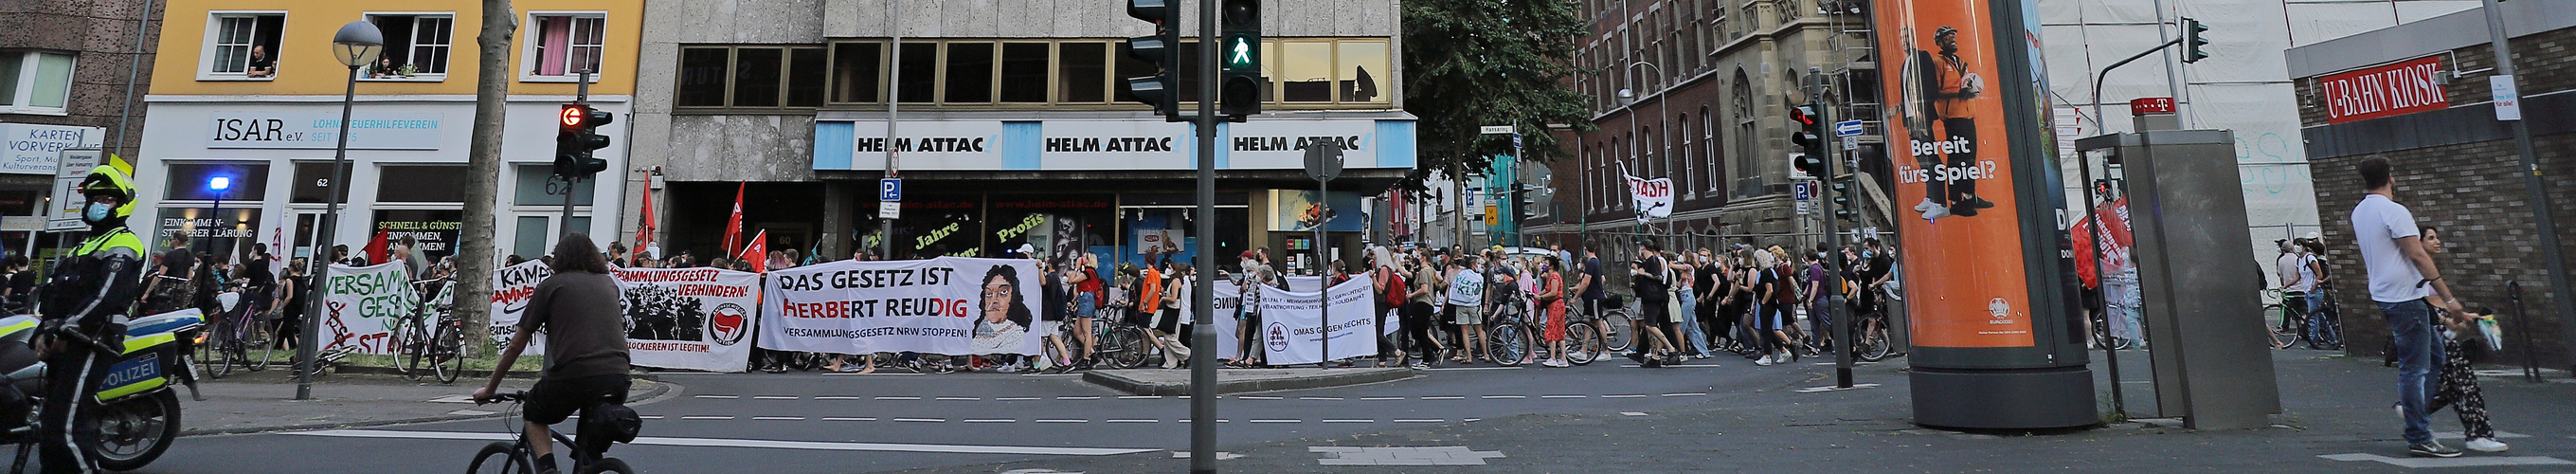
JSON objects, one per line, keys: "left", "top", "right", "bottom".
{"left": 760, "top": 257, "right": 1046, "bottom": 356}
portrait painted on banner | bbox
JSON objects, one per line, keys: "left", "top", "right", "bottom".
{"left": 971, "top": 264, "right": 1035, "bottom": 355}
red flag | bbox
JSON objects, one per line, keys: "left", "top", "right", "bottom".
{"left": 721, "top": 182, "right": 746, "bottom": 254}
{"left": 635, "top": 186, "right": 656, "bottom": 251}
{"left": 738, "top": 229, "right": 768, "bottom": 273}
{"left": 363, "top": 228, "right": 390, "bottom": 264}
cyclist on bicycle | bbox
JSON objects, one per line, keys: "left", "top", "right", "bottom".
{"left": 34, "top": 162, "right": 151, "bottom": 474}
{"left": 474, "top": 234, "right": 632, "bottom": 474}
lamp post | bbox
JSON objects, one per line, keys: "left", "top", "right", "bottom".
{"left": 297, "top": 21, "right": 381, "bottom": 401}
{"left": 205, "top": 176, "right": 230, "bottom": 259}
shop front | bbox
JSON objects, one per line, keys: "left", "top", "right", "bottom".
{"left": 812, "top": 116, "right": 1414, "bottom": 275}
{"left": 134, "top": 99, "right": 630, "bottom": 267}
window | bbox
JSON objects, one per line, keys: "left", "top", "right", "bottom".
{"left": 377, "top": 165, "right": 467, "bottom": 203}
{"left": 1000, "top": 43, "right": 1051, "bottom": 103}
{"left": 526, "top": 13, "right": 605, "bottom": 79}
{"left": 205, "top": 13, "right": 284, "bottom": 79}
{"left": 290, "top": 162, "right": 354, "bottom": 204}
{"left": 943, "top": 43, "right": 993, "bottom": 102}
{"left": 895, "top": 43, "right": 936, "bottom": 103}
{"left": 828, "top": 43, "right": 882, "bottom": 103}
{"left": 1056, "top": 43, "right": 1108, "bottom": 103}
{"left": 674, "top": 46, "right": 826, "bottom": 110}
{"left": 1337, "top": 42, "right": 1388, "bottom": 102}
{"left": 162, "top": 163, "right": 271, "bottom": 202}
{"left": 1703, "top": 106, "right": 1720, "bottom": 192}
{"left": 1680, "top": 113, "right": 1693, "bottom": 197}
{"left": 364, "top": 13, "right": 453, "bottom": 79}
{"left": 823, "top": 39, "right": 1389, "bottom": 109}
{"left": 513, "top": 164, "right": 596, "bottom": 206}
{"left": 1731, "top": 71, "right": 1759, "bottom": 196}
{"left": 0, "top": 51, "right": 75, "bottom": 113}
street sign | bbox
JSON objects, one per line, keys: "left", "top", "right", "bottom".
{"left": 1843, "top": 136, "right": 1859, "bottom": 151}
{"left": 1793, "top": 181, "right": 1815, "bottom": 201}
{"left": 1797, "top": 201, "right": 1815, "bottom": 215}
{"left": 1465, "top": 188, "right": 1480, "bottom": 210}
{"left": 877, "top": 201, "right": 901, "bottom": 219}
{"left": 1833, "top": 119, "right": 1864, "bottom": 137}
{"left": 1479, "top": 125, "right": 1513, "bottom": 135}
{"left": 2492, "top": 75, "right": 2522, "bottom": 120}
{"left": 1511, "top": 133, "right": 1522, "bottom": 149}
{"left": 1303, "top": 144, "right": 1343, "bottom": 181}
{"left": 878, "top": 178, "right": 903, "bottom": 201}
{"left": 47, "top": 149, "right": 101, "bottom": 231}
{"left": 1484, "top": 207, "right": 1499, "bottom": 226}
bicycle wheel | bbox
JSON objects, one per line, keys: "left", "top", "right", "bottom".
{"left": 1599, "top": 311, "right": 1633, "bottom": 353}
{"left": 1110, "top": 326, "right": 1153, "bottom": 369}
{"left": 466, "top": 442, "right": 522, "bottom": 474}
{"left": 581, "top": 458, "right": 635, "bottom": 474}
{"left": 243, "top": 318, "right": 271, "bottom": 372}
{"left": 1565, "top": 321, "right": 1599, "bottom": 365}
{"left": 1487, "top": 321, "right": 1529, "bottom": 366}
{"left": 1856, "top": 318, "right": 1893, "bottom": 362}
{"left": 399, "top": 317, "right": 428, "bottom": 381}
{"left": 434, "top": 319, "right": 466, "bottom": 384}
{"left": 2263, "top": 304, "right": 2294, "bottom": 349}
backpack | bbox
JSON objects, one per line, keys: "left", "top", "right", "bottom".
{"left": 1382, "top": 270, "right": 1409, "bottom": 307}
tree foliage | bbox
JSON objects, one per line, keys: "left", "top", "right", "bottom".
{"left": 1402, "top": 0, "right": 1596, "bottom": 188}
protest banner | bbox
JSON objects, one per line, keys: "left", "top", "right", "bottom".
{"left": 320, "top": 262, "right": 414, "bottom": 356}
{"left": 486, "top": 259, "right": 553, "bottom": 348}
{"left": 613, "top": 266, "right": 762, "bottom": 372}
{"left": 760, "top": 257, "right": 1045, "bottom": 356}
{"left": 1254, "top": 278, "right": 1378, "bottom": 365}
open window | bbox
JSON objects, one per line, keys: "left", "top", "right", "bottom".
{"left": 363, "top": 13, "right": 454, "bottom": 81}
{"left": 524, "top": 12, "right": 606, "bottom": 81}
{"left": 203, "top": 12, "right": 284, "bottom": 80}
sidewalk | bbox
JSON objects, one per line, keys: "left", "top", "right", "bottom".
{"left": 182, "top": 372, "right": 670, "bottom": 436}
{"left": 905, "top": 349, "right": 2576, "bottom": 472}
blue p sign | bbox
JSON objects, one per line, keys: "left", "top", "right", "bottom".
{"left": 879, "top": 178, "right": 903, "bottom": 201}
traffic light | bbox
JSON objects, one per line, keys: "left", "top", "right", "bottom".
{"left": 1124, "top": 0, "right": 1180, "bottom": 120}
{"left": 1789, "top": 105, "right": 1827, "bottom": 177}
{"left": 2182, "top": 17, "right": 2209, "bottom": 64}
{"left": 1829, "top": 177, "right": 1859, "bottom": 222}
{"left": 555, "top": 103, "right": 614, "bottom": 179}
{"left": 1219, "top": 0, "right": 1262, "bottom": 120}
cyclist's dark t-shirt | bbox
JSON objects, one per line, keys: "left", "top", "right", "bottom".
{"left": 520, "top": 271, "right": 631, "bottom": 379}
{"left": 158, "top": 248, "right": 192, "bottom": 278}
{"left": 1581, "top": 258, "right": 1605, "bottom": 300}
{"left": 1632, "top": 256, "right": 1668, "bottom": 302}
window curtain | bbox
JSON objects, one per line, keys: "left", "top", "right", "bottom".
{"left": 537, "top": 16, "right": 571, "bottom": 76}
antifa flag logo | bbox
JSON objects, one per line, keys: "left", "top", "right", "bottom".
{"left": 710, "top": 302, "right": 748, "bottom": 346}
{"left": 1265, "top": 321, "right": 1290, "bottom": 353}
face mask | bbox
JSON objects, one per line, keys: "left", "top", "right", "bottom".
{"left": 82, "top": 202, "right": 114, "bottom": 222}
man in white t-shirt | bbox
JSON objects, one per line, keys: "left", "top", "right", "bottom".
{"left": 2348, "top": 156, "right": 2468, "bottom": 459}
{"left": 2274, "top": 240, "right": 2312, "bottom": 343}
{"left": 1447, "top": 257, "right": 1488, "bottom": 363}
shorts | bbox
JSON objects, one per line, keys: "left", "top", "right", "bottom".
{"left": 524, "top": 374, "right": 632, "bottom": 426}
{"left": 1452, "top": 305, "right": 1486, "bottom": 325}
{"left": 1075, "top": 293, "right": 1098, "bottom": 319}
{"left": 1751, "top": 302, "right": 1782, "bottom": 330}
{"left": 1636, "top": 298, "right": 1672, "bottom": 325}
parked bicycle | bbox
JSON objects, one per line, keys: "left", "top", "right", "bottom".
{"left": 467, "top": 392, "right": 637, "bottom": 474}
{"left": 394, "top": 278, "right": 467, "bottom": 384}
{"left": 194, "top": 283, "right": 274, "bottom": 379}
{"left": 1483, "top": 291, "right": 1535, "bottom": 366}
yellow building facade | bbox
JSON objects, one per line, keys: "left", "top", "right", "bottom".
{"left": 137, "top": 0, "right": 644, "bottom": 264}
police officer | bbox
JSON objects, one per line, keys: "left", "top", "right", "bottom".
{"left": 36, "top": 163, "right": 147, "bottom": 473}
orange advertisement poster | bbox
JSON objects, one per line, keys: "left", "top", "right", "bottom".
{"left": 1875, "top": 0, "right": 2036, "bottom": 348}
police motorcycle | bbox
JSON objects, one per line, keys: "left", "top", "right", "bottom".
{"left": 0, "top": 307, "right": 201, "bottom": 472}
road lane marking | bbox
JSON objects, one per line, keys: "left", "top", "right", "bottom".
{"left": 820, "top": 417, "right": 874, "bottom": 421}
{"left": 682, "top": 415, "right": 736, "bottom": 420}
{"left": 639, "top": 415, "right": 665, "bottom": 420}
{"left": 1360, "top": 396, "right": 1404, "bottom": 401}
{"left": 282, "top": 429, "right": 1159, "bottom": 456}
{"left": 996, "top": 397, "right": 1041, "bottom": 401}
{"left": 1056, "top": 396, "right": 1102, "bottom": 400}
{"left": 1421, "top": 396, "right": 1466, "bottom": 400}
{"left": 1238, "top": 396, "right": 1283, "bottom": 400}
{"left": 1035, "top": 419, "right": 1088, "bottom": 423}
{"left": 694, "top": 395, "right": 740, "bottom": 399}
{"left": 964, "top": 419, "right": 1017, "bottom": 423}
{"left": 814, "top": 396, "right": 864, "bottom": 400}
{"left": 1251, "top": 419, "right": 1301, "bottom": 424}
{"left": 1662, "top": 392, "right": 1707, "bottom": 397}
{"left": 1299, "top": 396, "right": 1344, "bottom": 400}
{"left": 936, "top": 397, "right": 982, "bottom": 401}
{"left": 1393, "top": 419, "right": 1444, "bottom": 423}
{"left": 1421, "top": 366, "right": 1522, "bottom": 371}
{"left": 1602, "top": 394, "right": 1647, "bottom": 398}
{"left": 1106, "top": 419, "right": 1158, "bottom": 423}
{"left": 1321, "top": 419, "right": 1374, "bottom": 423}
{"left": 893, "top": 418, "right": 946, "bottom": 423}
{"left": 2321, "top": 453, "right": 2573, "bottom": 467}
{"left": 1620, "top": 412, "right": 1648, "bottom": 416}
{"left": 1481, "top": 395, "right": 1526, "bottom": 399}
{"left": 875, "top": 396, "right": 922, "bottom": 400}
{"left": 1540, "top": 394, "right": 1587, "bottom": 399}
{"left": 1119, "top": 395, "right": 1162, "bottom": 399}
{"left": 752, "top": 416, "right": 804, "bottom": 421}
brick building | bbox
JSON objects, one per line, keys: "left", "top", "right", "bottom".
{"left": 0, "top": 0, "right": 163, "bottom": 253}
{"left": 1528, "top": 0, "right": 1883, "bottom": 260}
{"left": 2286, "top": 0, "right": 2576, "bottom": 368}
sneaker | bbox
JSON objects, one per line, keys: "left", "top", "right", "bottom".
{"left": 1625, "top": 352, "right": 1648, "bottom": 364}
{"left": 1950, "top": 204, "right": 1980, "bottom": 217}
{"left": 1543, "top": 359, "right": 1569, "bottom": 368}
{"left": 1958, "top": 196, "right": 1995, "bottom": 210}
{"left": 1921, "top": 205, "right": 1952, "bottom": 221}
{"left": 1408, "top": 362, "right": 1432, "bottom": 371}
{"left": 2464, "top": 437, "right": 2510, "bottom": 452}
{"left": 1915, "top": 197, "right": 1942, "bottom": 212}
{"left": 2408, "top": 442, "right": 2462, "bottom": 458}
{"left": 1756, "top": 355, "right": 1775, "bottom": 366}
{"left": 1642, "top": 357, "right": 1665, "bottom": 368}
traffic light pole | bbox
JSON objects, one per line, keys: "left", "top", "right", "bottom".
{"left": 1189, "top": 0, "right": 1219, "bottom": 473}
{"left": 2477, "top": 0, "right": 2576, "bottom": 375}
{"left": 1807, "top": 69, "right": 1854, "bottom": 389}
{"left": 566, "top": 69, "right": 591, "bottom": 235}
{"left": 881, "top": 0, "right": 902, "bottom": 261}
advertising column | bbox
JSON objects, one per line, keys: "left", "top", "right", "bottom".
{"left": 1876, "top": 0, "right": 2095, "bottom": 428}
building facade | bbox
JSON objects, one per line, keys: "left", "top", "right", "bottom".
{"left": 136, "top": 0, "right": 643, "bottom": 265}
{"left": 1529, "top": 0, "right": 1883, "bottom": 260}
{"left": 1, "top": 0, "right": 164, "bottom": 257}
{"left": 2286, "top": 0, "right": 2576, "bottom": 367}
{"left": 628, "top": 0, "right": 1415, "bottom": 274}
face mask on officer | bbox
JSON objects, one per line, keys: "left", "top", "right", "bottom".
{"left": 81, "top": 196, "right": 118, "bottom": 224}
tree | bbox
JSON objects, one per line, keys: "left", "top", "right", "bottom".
{"left": 1402, "top": 0, "right": 1596, "bottom": 188}
{"left": 455, "top": 0, "right": 513, "bottom": 351}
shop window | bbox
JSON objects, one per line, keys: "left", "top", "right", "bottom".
{"left": 1055, "top": 43, "right": 1106, "bottom": 103}
{"left": 376, "top": 165, "right": 467, "bottom": 203}
{"left": 290, "top": 162, "right": 355, "bottom": 204}
{"left": 162, "top": 163, "right": 271, "bottom": 202}
{"left": 1000, "top": 43, "right": 1051, "bottom": 103}
{"left": 363, "top": 13, "right": 453, "bottom": 80}
{"left": 525, "top": 13, "right": 605, "bottom": 80}
{"left": 828, "top": 42, "right": 882, "bottom": 103}
{"left": 674, "top": 46, "right": 826, "bottom": 110}
{"left": 943, "top": 43, "right": 993, "bottom": 103}
{"left": 512, "top": 164, "right": 596, "bottom": 206}
{"left": 0, "top": 50, "right": 75, "bottom": 113}
{"left": 205, "top": 13, "right": 284, "bottom": 79}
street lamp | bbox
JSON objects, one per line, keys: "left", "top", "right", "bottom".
{"left": 205, "top": 176, "right": 229, "bottom": 259}
{"left": 298, "top": 20, "right": 382, "bottom": 401}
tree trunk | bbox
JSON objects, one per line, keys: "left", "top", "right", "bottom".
{"left": 457, "top": 0, "right": 514, "bottom": 349}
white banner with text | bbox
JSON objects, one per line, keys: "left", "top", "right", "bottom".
{"left": 758, "top": 257, "right": 1047, "bottom": 356}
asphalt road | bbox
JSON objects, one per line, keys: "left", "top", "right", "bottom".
{"left": 131, "top": 356, "right": 1839, "bottom": 473}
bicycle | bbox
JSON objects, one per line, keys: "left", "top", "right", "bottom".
{"left": 394, "top": 278, "right": 467, "bottom": 383}
{"left": 467, "top": 392, "right": 637, "bottom": 474}
{"left": 2303, "top": 284, "right": 2347, "bottom": 350}
{"left": 1482, "top": 292, "right": 1535, "bottom": 366}
{"left": 194, "top": 285, "right": 273, "bottom": 379}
